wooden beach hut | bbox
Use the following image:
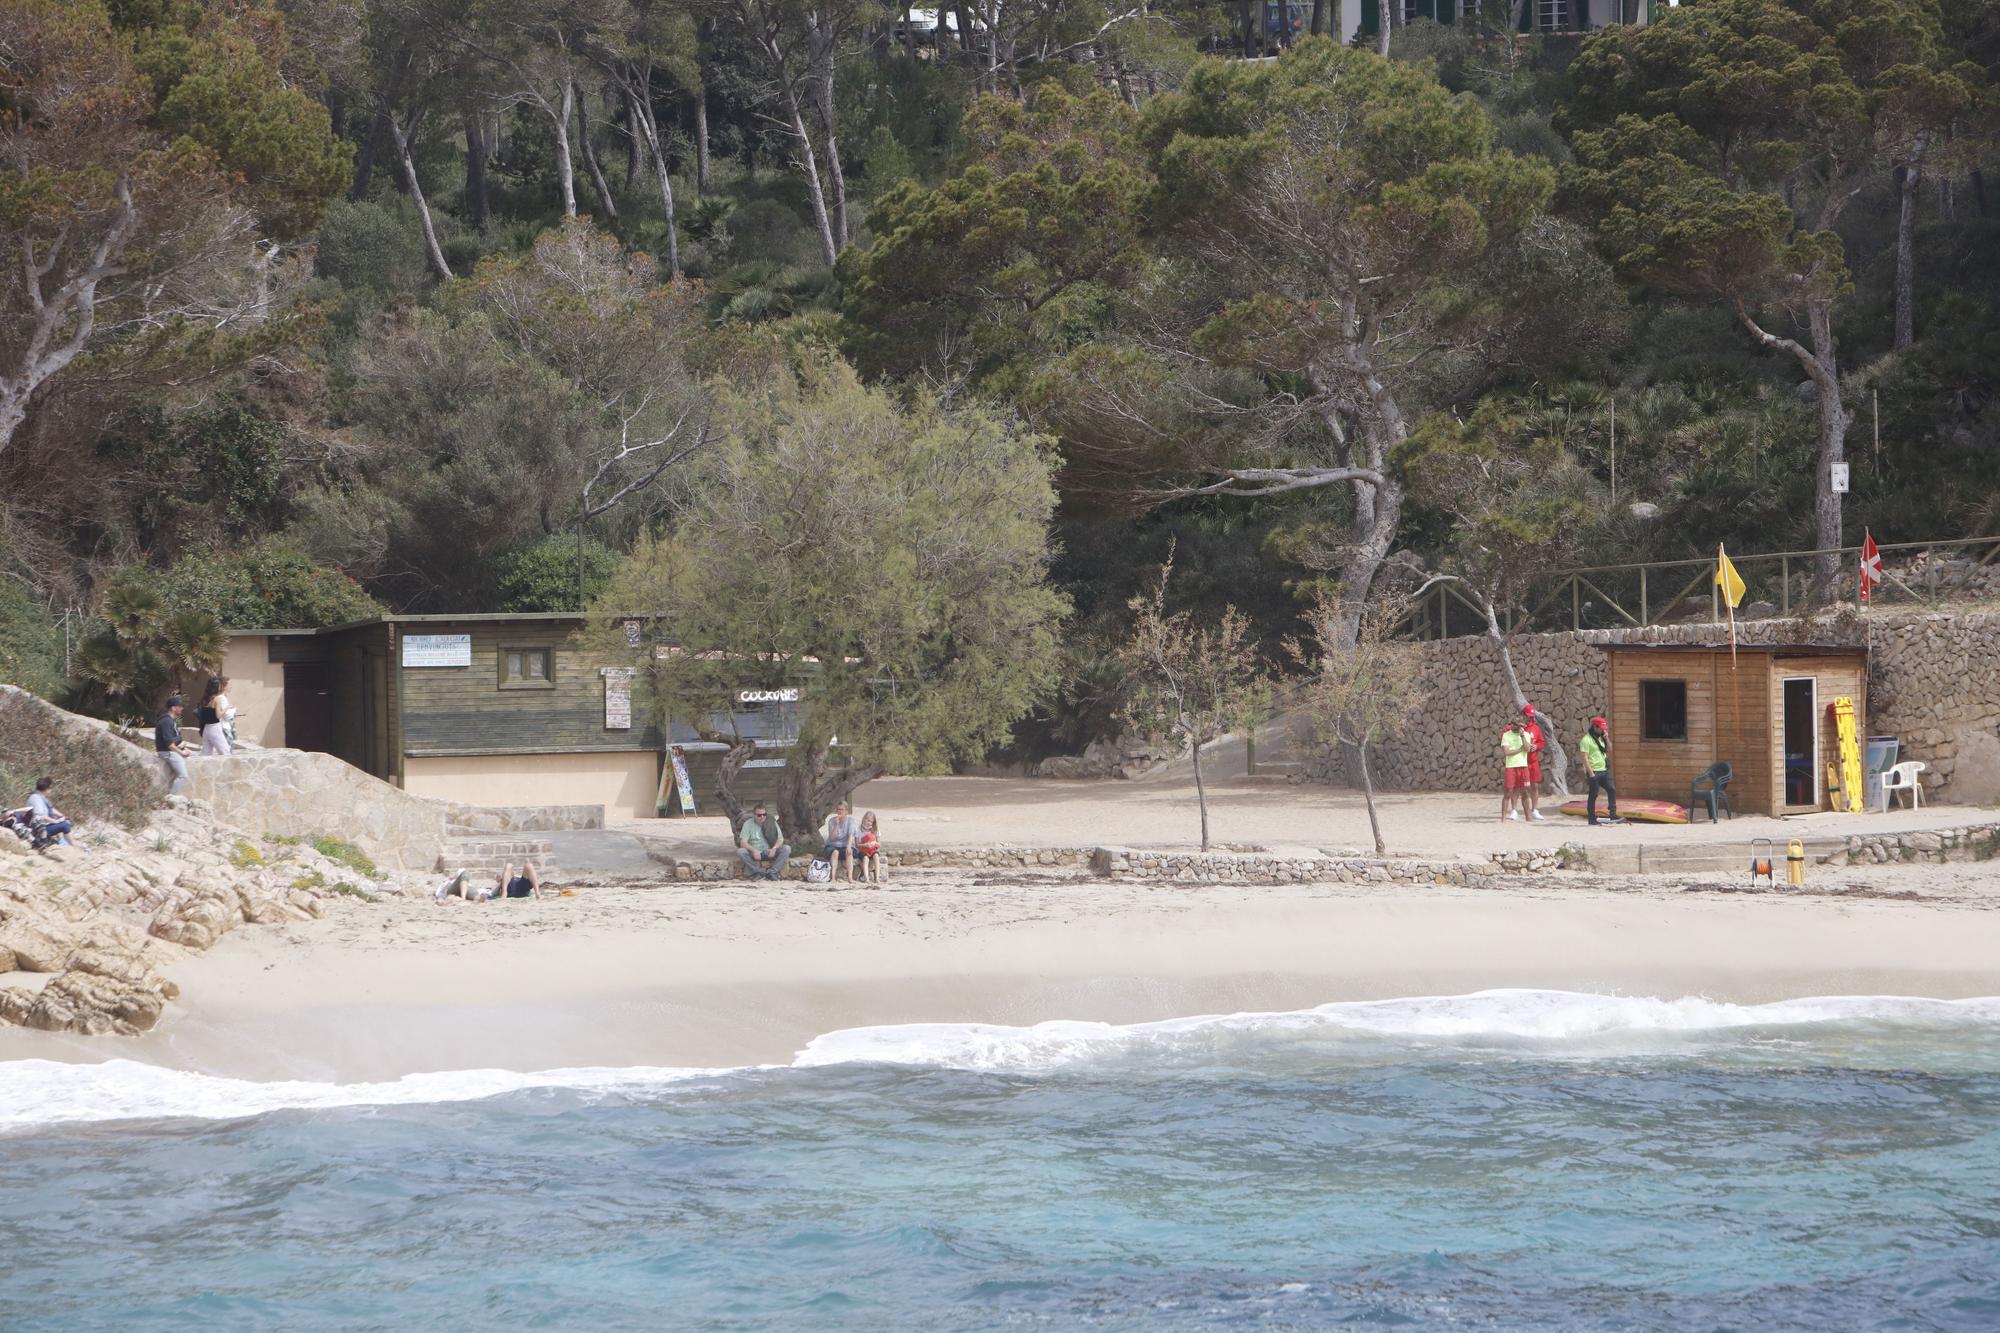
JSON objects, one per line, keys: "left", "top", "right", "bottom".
{"left": 1596, "top": 644, "right": 1869, "bottom": 817}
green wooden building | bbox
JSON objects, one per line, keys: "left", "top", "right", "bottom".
{"left": 219, "top": 612, "right": 799, "bottom": 819}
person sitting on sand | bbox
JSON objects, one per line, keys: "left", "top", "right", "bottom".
{"left": 1579, "top": 716, "right": 1623, "bottom": 827}
{"left": 821, "top": 801, "right": 860, "bottom": 882}
{"left": 25, "top": 777, "right": 72, "bottom": 847}
{"left": 1500, "top": 720, "right": 1531, "bottom": 823}
{"left": 856, "top": 811, "right": 885, "bottom": 886}
{"left": 737, "top": 805, "right": 790, "bottom": 880}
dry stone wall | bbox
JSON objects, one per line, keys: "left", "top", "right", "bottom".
{"left": 1359, "top": 611, "right": 2000, "bottom": 804}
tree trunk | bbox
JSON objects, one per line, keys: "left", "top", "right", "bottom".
{"left": 811, "top": 29, "right": 849, "bottom": 249}
{"left": 1241, "top": 0, "right": 1257, "bottom": 56}
{"left": 1808, "top": 301, "right": 1847, "bottom": 601}
{"left": 1310, "top": 0, "right": 1327, "bottom": 35}
{"left": 1191, "top": 736, "right": 1211, "bottom": 850}
{"left": 350, "top": 107, "right": 389, "bottom": 200}
{"left": 575, "top": 83, "right": 620, "bottom": 220}
{"left": 1376, "top": 2, "right": 1391, "bottom": 56}
{"left": 464, "top": 114, "right": 491, "bottom": 228}
{"left": 1359, "top": 741, "right": 1385, "bottom": 854}
{"left": 626, "top": 81, "right": 682, "bottom": 275}
{"left": 781, "top": 80, "right": 841, "bottom": 267}
{"left": 693, "top": 87, "right": 711, "bottom": 196}
{"left": 776, "top": 743, "right": 884, "bottom": 852}
{"left": 708, "top": 733, "right": 759, "bottom": 833}
{"left": 389, "top": 112, "right": 454, "bottom": 281}
{"left": 624, "top": 92, "right": 643, "bottom": 189}
{"left": 1972, "top": 169, "right": 1988, "bottom": 218}
{"left": 1893, "top": 140, "right": 1926, "bottom": 351}
{"left": 552, "top": 80, "right": 579, "bottom": 217}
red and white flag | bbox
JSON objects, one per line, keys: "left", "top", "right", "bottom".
{"left": 1859, "top": 531, "right": 1882, "bottom": 603}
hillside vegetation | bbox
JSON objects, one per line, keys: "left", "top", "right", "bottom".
{"left": 1, "top": 0, "right": 1995, "bottom": 761}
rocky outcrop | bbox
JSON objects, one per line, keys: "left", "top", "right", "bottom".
{"left": 0, "top": 799, "right": 431, "bottom": 1037}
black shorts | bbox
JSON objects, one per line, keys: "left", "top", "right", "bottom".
{"left": 506, "top": 877, "right": 534, "bottom": 898}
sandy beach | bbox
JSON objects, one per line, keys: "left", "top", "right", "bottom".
{"left": 8, "top": 861, "right": 1998, "bottom": 1080}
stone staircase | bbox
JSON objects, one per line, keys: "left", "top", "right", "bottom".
{"left": 438, "top": 835, "right": 556, "bottom": 880}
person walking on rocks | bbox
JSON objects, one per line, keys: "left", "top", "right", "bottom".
{"left": 1580, "top": 716, "right": 1623, "bottom": 826}
{"left": 197, "top": 676, "right": 236, "bottom": 756}
{"left": 155, "top": 696, "right": 195, "bottom": 797}
{"left": 1499, "top": 720, "right": 1532, "bottom": 823}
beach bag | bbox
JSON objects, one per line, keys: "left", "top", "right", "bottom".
{"left": 806, "top": 858, "right": 832, "bottom": 884}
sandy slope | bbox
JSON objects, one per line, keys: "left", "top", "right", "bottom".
{"left": 5, "top": 863, "right": 1997, "bottom": 1081}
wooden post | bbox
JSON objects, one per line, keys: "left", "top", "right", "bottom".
{"left": 1639, "top": 565, "right": 1648, "bottom": 625}
{"left": 1781, "top": 555, "right": 1790, "bottom": 613}
{"left": 1872, "top": 389, "right": 1880, "bottom": 479}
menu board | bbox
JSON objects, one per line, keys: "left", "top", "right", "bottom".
{"left": 602, "top": 667, "right": 635, "bottom": 730}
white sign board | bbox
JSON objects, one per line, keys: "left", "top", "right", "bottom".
{"left": 402, "top": 633, "right": 472, "bottom": 667}
{"left": 602, "top": 667, "right": 634, "bottom": 730}
{"left": 738, "top": 688, "right": 800, "bottom": 704}
{"left": 1830, "top": 463, "right": 1850, "bottom": 495}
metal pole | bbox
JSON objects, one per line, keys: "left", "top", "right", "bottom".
{"left": 1608, "top": 395, "right": 1617, "bottom": 504}
{"left": 1640, "top": 567, "right": 1648, "bottom": 625}
{"left": 1781, "top": 555, "right": 1790, "bottom": 613}
{"left": 1872, "top": 389, "right": 1880, "bottom": 479}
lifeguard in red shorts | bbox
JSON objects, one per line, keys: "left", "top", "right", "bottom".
{"left": 1519, "top": 703, "right": 1548, "bottom": 821}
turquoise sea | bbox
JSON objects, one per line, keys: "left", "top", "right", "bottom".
{"left": 3, "top": 990, "right": 1999, "bottom": 1330}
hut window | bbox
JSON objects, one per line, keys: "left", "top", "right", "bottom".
{"left": 499, "top": 647, "right": 554, "bottom": 689}
{"left": 1639, "top": 679, "right": 1687, "bottom": 741}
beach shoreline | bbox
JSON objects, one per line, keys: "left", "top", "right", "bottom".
{"left": 5, "top": 869, "right": 1998, "bottom": 1080}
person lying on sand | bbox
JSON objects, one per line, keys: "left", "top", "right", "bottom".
{"left": 433, "top": 863, "right": 543, "bottom": 902}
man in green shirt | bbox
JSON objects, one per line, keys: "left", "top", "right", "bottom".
{"left": 1579, "top": 716, "right": 1622, "bottom": 826}
{"left": 737, "top": 804, "right": 792, "bottom": 879}
{"left": 1500, "top": 721, "right": 1531, "bottom": 822}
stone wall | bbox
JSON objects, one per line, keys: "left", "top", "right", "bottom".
{"left": 1091, "top": 846, "right": 1505, "bottom": 887}
{"left": 1359, "top": 610, "right": 2000, "bottom": 804}
{"left": 1819, "top": 822, "right": 2000, "bottom": 867}
{"left": 442, "top": 802, "right": 603, "bottom": 835}
{"left": 185, "top": 749, "right": 449, "bottom": 872}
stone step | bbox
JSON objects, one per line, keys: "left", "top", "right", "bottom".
{"left": 438, "top": 835, "right": 555, "bottom": 878}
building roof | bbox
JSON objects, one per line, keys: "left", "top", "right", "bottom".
{"left": 226, "top": 611, "right": 596, "bottom": 637}
{"left": 1595, "top": 642, "right": 1867, "bottom": 656}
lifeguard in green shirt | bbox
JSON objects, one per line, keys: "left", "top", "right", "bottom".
{"left": 1579, "top": 716, "right": 1622, "bottom": 826}
{"left": 1499, "top": 721, "right": 1531, "bottom": 823}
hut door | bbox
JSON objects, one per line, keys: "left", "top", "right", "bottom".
{"left": 1781, "top": 677, "right": 1817, "bottom": 808}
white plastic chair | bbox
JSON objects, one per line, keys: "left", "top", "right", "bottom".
{"left": 1880, "top": 760, "right": 1927, "bottom": 810}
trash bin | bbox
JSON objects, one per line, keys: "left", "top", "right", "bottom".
{"left": 1864, "top": 736, "right": 1899, "bottom": 812}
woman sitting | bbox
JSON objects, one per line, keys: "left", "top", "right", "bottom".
{"left": 821, "top": 801, "right": 861, "bottom": 883}
{"left": 856, "top": 811, "right": 885, "bottom": 886}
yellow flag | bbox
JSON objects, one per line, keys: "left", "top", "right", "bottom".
{"left": 1716, "top": 544, "right": 1746, "bottom": 609}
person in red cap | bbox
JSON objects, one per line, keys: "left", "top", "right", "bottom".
{"left": 1579, "top": 715, "right": 1621, "bottom": 825}
{"left": 1519, "top": 704, "right": 1547, "bottom": 821}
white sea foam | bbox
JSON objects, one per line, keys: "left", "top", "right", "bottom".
{"left": 0, "top": 1060, "right": 722, "bottom": 1131}
{"left": 794, "top": 990, "right": 2000, "bottom": 1071}
{"left": 6, "top": 991, "right": 1997, "bottom": 1129}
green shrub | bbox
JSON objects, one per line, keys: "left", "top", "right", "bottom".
{"left": 0, "top": 686, "right": 159, "bottom": 828}
{"left": 162, "top": 539, "right": 384, "bottom": 631}
{"left": 315, "top": 198, "right": 433, "bottom": 294}
{"left": 493, "top": 534, "right": 618, "bottom": 612}
{"left": 229, "top": 840, "right": 265, "bottom": 868}
{"left": 325, "top": 881, "right": 377, "bottom": 902}
{"left": 313, "top": 835, "right": 381, "bottom": 879}
{"left": 0, "top": 584, "right": 64, "bottom": 698}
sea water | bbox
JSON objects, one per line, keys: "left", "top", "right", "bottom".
{"left": 3, "top": 990, "right": 1999, "bottom": 1330}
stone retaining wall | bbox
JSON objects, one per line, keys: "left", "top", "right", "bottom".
{"left": 1361, "top": 610, "right": 2000, "bottom": 805}
{"left": 1819, "top": 822, "right": 2000, "bottom": 867}
{"left": 443, "top": 802, "right": 603, "bottom": 835}
{"left": 1090, "top": 846, "right": 1505, "bottom": 886}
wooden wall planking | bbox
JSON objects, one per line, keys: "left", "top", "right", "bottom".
{"left": 398, "top": 620, "right": 663, "bottom": 757}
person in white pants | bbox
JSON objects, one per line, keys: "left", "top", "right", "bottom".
{"left": 197, "top": 676, "right": 237, "bottom": 756}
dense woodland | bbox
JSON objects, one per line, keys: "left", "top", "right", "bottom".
{"left": 2, "top": 0, "right": 1997, "bottom": 766}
